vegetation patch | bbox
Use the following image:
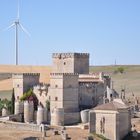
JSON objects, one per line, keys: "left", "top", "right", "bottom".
{"left": 90, "top": 133, "right": 109, "bottom": 140}
{"left": 20, "top": 88, "right": 38, "bottom": 110}
{"left": 114, "top": 67, "right": 125, "bottom": 74}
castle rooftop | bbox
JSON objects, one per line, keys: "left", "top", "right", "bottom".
{"left": 93, "top": 100, "right": 128, "bottom": 111}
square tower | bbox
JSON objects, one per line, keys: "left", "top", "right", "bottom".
{"left": 50, "top": 73, "right": 79, "bottom": 112}
{"left": 12, "top": 73, "right": 40, "bottom": 100}
{"left": 50, "top": 73, "right": 80, "bottom": 125}
{"left": 52, "top": 53, "right": 89, "bottom": 74}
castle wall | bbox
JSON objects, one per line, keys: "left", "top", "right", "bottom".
{"left": 74, "top": 55, "right": 89, "bottom": 74}
{"left": 0, "top": 121, "right": 41, "bottom": 131}
{"left": 23, "top": 74, "right": 40, "bottom": 92}
{"left": 64, "top": 112, "right": 80, "bottom": 125}
{"left": 79, "top": 83, "right": 97, "bottom": 108}
{"left": 79, "top": 82, "right": 106, "bottom": 108}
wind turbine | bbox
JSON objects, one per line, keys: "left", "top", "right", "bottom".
{"left": 6, "top": 0, "right": 30, "bottom": 65}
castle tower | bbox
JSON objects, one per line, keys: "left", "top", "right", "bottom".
{"left": 12, "top": 73, "right": 40, "bottom": 100}
{"left": 50, "top": 73, "right": 80, "bottom": 125}
{"left": 52, "top": 53, "right": 89, "bottom": 74}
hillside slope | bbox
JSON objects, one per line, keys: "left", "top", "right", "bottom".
{"left": 90, "top": 65, "right": 140, "bottom": 97}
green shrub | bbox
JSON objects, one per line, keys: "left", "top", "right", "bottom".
{"left": 0, "top": 99, "right": 12, "bottom": 113}
{"left": 117, "top": 67, "right": 125, "bottom": 74}
{"left": 20, "top": 88, "right": 33, "bottom": 101}
{"left": 114, "top": 67, "right": 125, "bottom": 74}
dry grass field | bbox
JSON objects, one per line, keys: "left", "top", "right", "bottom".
{"left": 0, "top": 65, "right": 52, "bottom": 99}
{"left": 0, "top": 65, "right": 52, "bottom": 83}
{"left": 0, "top": 65, "right": 140, "bottom": 100}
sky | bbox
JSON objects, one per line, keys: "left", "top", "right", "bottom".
{"left": 0, "top": 0, "right": 140, "bottom": 66}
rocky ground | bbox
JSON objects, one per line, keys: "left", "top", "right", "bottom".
{"left": 0, "top": 123, "right": 89, "bottom": 140}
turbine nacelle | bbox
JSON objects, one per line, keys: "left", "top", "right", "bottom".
{"left": 15, "top": 20, "right": 20, "bottom": 25}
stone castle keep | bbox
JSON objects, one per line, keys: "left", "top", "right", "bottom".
{"left": 12, "top": 53, "right": 111, "bottom": 125}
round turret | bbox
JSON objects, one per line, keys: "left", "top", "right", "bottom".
{"left": 81, "top": 109, "right": 90, "bottom": 123}
{"left": 37, "top": 106, "right": 44, "bottom": 125}
{"left": 44, "top": 108, "right": 48, "bottom": 122}
{"left": 51, "top": 108, "right": 64, "bottom": 126}
{"left": 15, "top": 101, "right": 24, "bottom": 114}
{"left": 24, "top": 101, "right": 34, "bottom": 123}
{"left": 2, "top": 108, "right": 8, "bottom": 117}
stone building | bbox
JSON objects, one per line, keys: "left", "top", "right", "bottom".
{"left": 49, "top": 53, "right": 110, "bottom": 125}
{"left": 12, "top": 73, "right": 40, "bottom": 100}
{"left": 89, "top": 99, "right": 131, "bottom": 140}
{"left": 12, "top": 52, "right": 110, "bottom": 125}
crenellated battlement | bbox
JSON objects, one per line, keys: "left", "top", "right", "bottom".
{"left": 12, "top": 73, "right": 40, "bottom": 78}
{"left": 50, "top": 73, "right": 79, "bottom": 76}
{"left": 23, "top": 73, "right": 40, "bottom": 76}
{"left": 50, "top": 73, "right": 79, "bottom": 79}
{"left": 52, "top": 53, "right": 89, "bottom": 59}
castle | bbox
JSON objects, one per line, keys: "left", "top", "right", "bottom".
{"left": 12, "top": 53, "right": 111, "bottom": 125}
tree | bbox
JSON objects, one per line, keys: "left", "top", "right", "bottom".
{"left": 11, "top": 88, "right": 15, "bottom": 114}
{"left": 46, "top": 100, "right": 50, "bottom": 111}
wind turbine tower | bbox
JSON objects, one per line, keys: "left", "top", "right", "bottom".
{"left": 6, "top": 0, "right": 30, "bottom": 65}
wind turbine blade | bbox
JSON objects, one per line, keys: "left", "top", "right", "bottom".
{"left": 3, "top": 23, "right": 15, "bottom": 31}
{"left": 19, "top": 23, "right": 31, "bottom": 37}
{"left": 17, "top": 0, "right": 20, "bottom": 19}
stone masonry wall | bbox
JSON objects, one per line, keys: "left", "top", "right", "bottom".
{"left": 52, "top": 53, "right": 89, "bottom": 74}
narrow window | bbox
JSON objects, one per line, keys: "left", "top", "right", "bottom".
{"left": 55, "top": 97, "right": 58, "bottom": 101}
